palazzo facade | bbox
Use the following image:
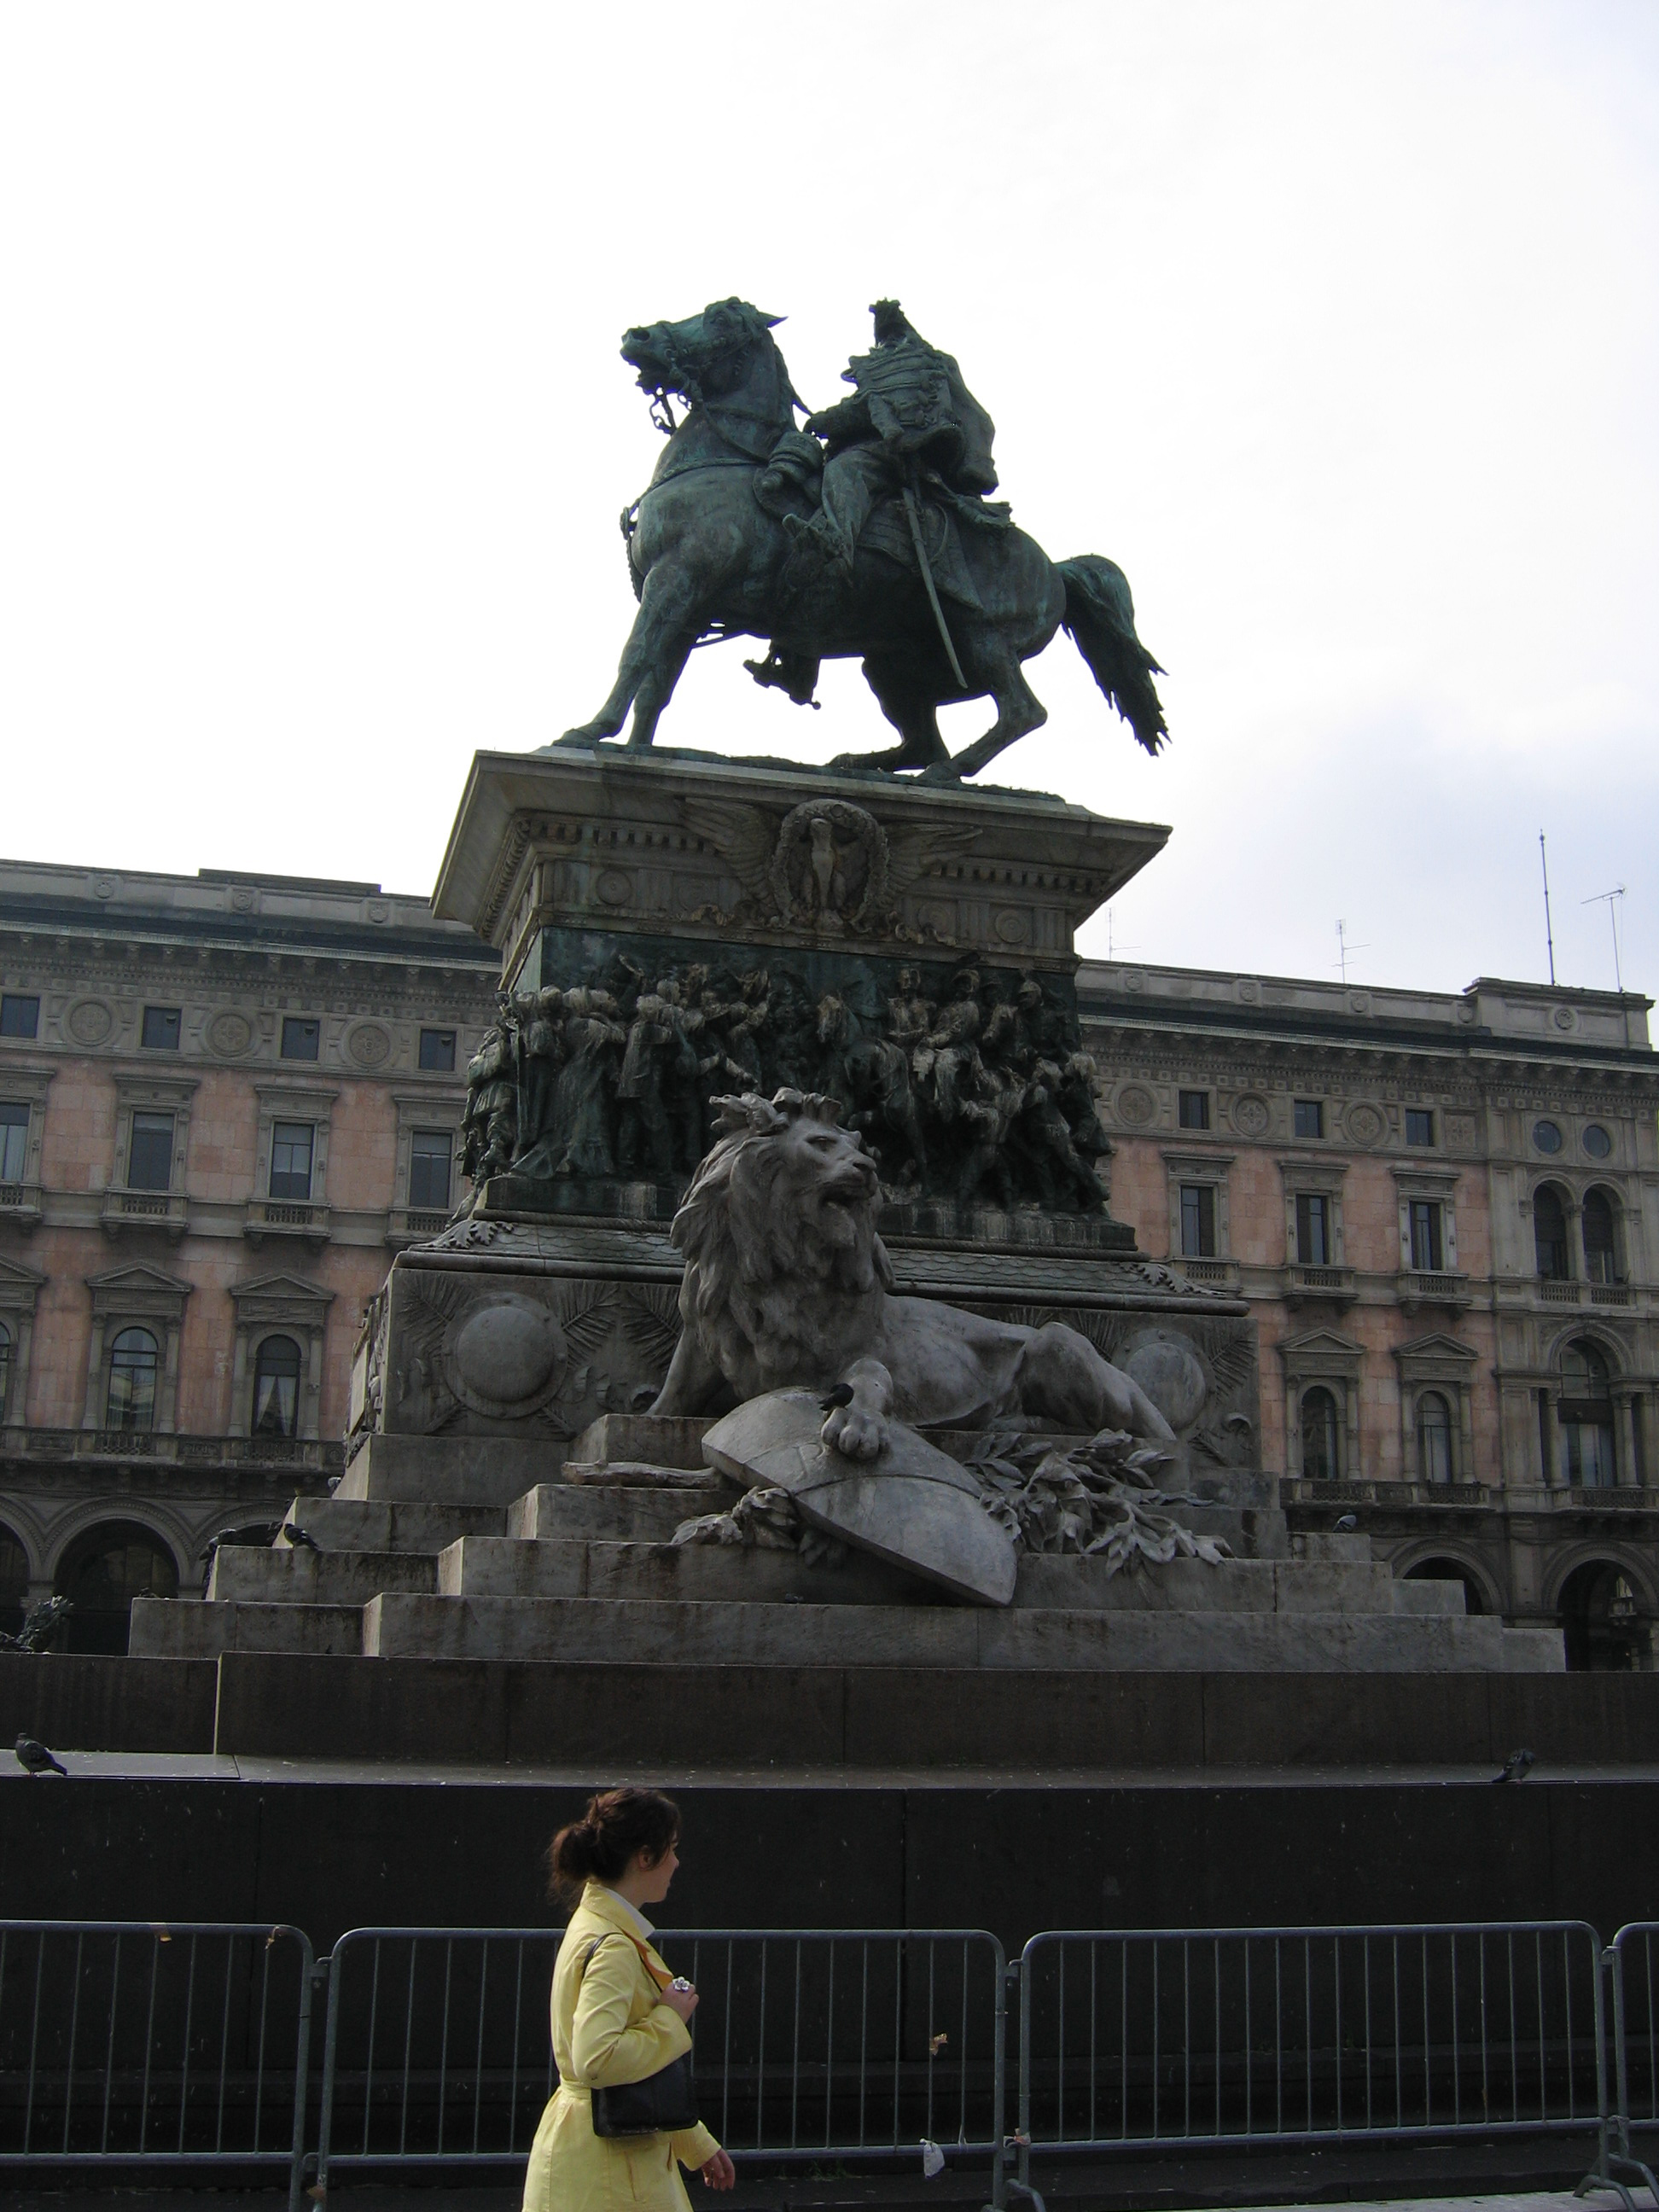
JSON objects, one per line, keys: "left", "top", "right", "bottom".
{"left": 2, "top": 859, "right": 1654, "bottom": 1664}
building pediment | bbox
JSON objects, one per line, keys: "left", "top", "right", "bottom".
{"left": 1394, "top": 1331, "right": 1478, "bottom": 1367}
{"left": 0, "top": 1252, "right": 45, "bottom": 1291}
{"left": 230, "top": 1272, "right": 336, "bottom": 1311}
{"left": 84, "top": 1261, "right": 194, "bottom": 1299}
{"left": 1278, "top": 1327, "right": 1364, "bottom": 1360}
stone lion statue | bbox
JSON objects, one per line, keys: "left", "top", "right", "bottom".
{"left": 650, "top": 1090, "right": 1174, "bottom": 1460}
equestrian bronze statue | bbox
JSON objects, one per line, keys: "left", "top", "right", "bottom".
{"left": 557, "top": 297, "right": 1167, "bottom": 783}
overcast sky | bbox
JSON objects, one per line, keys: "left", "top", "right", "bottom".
{"left": 3, "top": 2, "right": 1654, "bottom": 1002}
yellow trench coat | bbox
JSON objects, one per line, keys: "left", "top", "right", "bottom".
{"left": 521, "top": 1883, "right": 720, "bottom": 2212}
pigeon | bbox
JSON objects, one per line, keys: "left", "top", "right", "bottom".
{"left": 15, "top": 1734, "right": 68, "bottom": 1778}
{"left": 1333, "top": 1514, "right": 1359, "bottom": 1533}
{"left": 1494, "top": 1748, "right": 1535, "bottom": 1784}
{"left": 818, "top": 1382, "right": 855, "bottom": 1413}
{"left": 280, "top": 1522, "right": 321, "bottom": 1552}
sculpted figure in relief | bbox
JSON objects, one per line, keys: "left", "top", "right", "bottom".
{"left": 649, "top": 1089, "right": 1173, "bottom": 1459}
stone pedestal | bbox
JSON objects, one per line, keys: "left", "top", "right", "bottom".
{"left": 130, "top": 745, "right": 1563, "bottom": 1681}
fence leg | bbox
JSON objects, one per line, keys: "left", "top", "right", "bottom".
{"left": 288, "top": 1947, "right": 320, "bottom": 2212}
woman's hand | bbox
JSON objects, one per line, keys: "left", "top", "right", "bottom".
{"left": 697, "top": 2148, "right": 736, "bottom": 2191}
{"left": 660, "top": 1982, "right": 699, "bottom": 2023}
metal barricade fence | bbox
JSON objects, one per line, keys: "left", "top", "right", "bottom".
{"left": 1016, "top": 1923, "right": 1610, "bottom": 2203}
{"left": 314, "top": 1924, "right": 1008, "bottom": 2202}
{"left": 1603, "top": 1924, "right": 1659, "bottom": 2204}
{"left": 0, "top": 1920, "right": 317, "bottom": 2212}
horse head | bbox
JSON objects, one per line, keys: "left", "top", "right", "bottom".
{"left": 620, "top": 298, "right": 786, "bottom": 410}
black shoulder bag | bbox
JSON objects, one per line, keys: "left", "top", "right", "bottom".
{"left": 581, "top": 1933, "right": 700, "bottom": 2139}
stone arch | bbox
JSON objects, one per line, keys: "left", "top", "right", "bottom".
{"left": 50, "top": 1516, "right": 182, "bottom": 1656}
{"left": 1544, "top": 1318, "right": 1629, "bottom": 1377}
{"left": 1394, "top": 1543, "right": 1502, "bottom": 1618}
{"left": 1528, "top": 1179, "right": 1572, "bottom": 1280}
{"left": 1541, "top": 1542, "right": 1657, "bottom": 1619}
{"left": 1554, "top": 1552, "right": 1655, "bottom": 1673}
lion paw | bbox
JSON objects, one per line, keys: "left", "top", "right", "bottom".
{"left": 822, "top": 1403, "right": 886, "bottom": 1462}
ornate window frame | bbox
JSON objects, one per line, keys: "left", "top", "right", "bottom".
{"left": 0, "top": 1063, "right": 53, "bottom": 1233}
{"left": 1161, "top": 1148, "right": 1235, "bottom": 1260}
{"left": 1391, "top": 1164, "right": 1462, "bottom": 1271}
{"left": 246, "top": 1082, "right": 337, "bottom": 1242}
{"left": 1278, "top": 1154, "right": 1349, "bottom": 1263}
{"left": 388, "top": 1089, "right": 467, "bottom": 1247}
{"left": 0, "top": 1253, "right": 44, "bottom": 1427}
{"left": 102, "top": 1073, "right": 197, "bottom": 1237}
{"left": 228, "top": 1272, "right": 335, "bottom": 1441}
{"left": 80, "top": 1263, "right": 192, "bottom": 1437}
{"left": 1278, "top": 1327, "right": 1364, "bottom": 1480}
{"left": 1393, "top": 1331, "right": 1479, "bottom": 1485}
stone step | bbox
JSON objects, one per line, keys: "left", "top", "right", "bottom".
{"left": 360, "top": 1593, "right": 1562, "bottom": 1672}
{"left": 280, "top": 1498, "right": 509, "bottom": 1551}
{"left": 565, "top": 1412, "right": 716, "bottom": 1471}
{"left": 435, "top": 1540, "right": 1439, "bottom": 1617}
{"left": 336, "top": 1434, "right": 564, "bottom": 1505}
{"left": 506, "top": 1480, "right": 731, "bottom": 1542}
{"left": 208, "top": 1548, "right": 438, "bottom": 1604}
{"left": 438, "top": 1536, "right": 917, "bottom": 1606}
{"left": 130, "top": 1596, "right": 362, "bottom": 1658}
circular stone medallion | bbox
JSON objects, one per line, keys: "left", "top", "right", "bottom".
{"left": 207, "top": 1010, "right": 254, "bottom": 1057}
{"left": 1115, "top": 1083, "right": 1156, "bottom": 1127}
{"left": 597, "top": 869, "right": 634, "bottom": 908}
{"left": 445, "top": 1295, "right": 568, "bottom": 1417}
{"left": 1232, "top": 1093, "right": 1271, "bottom": 1138}
{"left": 347, "top": 1022, "right": 392, "bottom": 1069}
{"left": 67, "top": 998, "right": 114, "bottom": 1046}
{"left": 1125, "top": 1334, "right": 1209, "bottom": 1434}
{"left": 1344, "top": 1102, "right": 1386, "bottom": 1148}
{"left": 992, "top": 908, "right": 1031, "bottom": 946}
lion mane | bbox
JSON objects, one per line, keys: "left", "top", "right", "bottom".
{"left": 671, "top": 1090, "right": 895, "bottom": 1386}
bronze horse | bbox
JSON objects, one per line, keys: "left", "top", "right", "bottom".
{"left": 557, "top": 299, "right": 1167, "bottom": 781}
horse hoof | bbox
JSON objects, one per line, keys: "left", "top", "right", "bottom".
{"left": 917, "top": 761, "right": 964, "bottom": 786}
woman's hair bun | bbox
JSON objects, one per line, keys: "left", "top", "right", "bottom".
{"left": 546, "top": 1787, "right": 680, "bottom": 1905}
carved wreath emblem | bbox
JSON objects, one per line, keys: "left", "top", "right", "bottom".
{"left": 681, "top": 794, "right": 975, "bottom": 936}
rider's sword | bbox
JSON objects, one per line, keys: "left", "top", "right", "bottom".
{"left": 899, "top": 480, "right": 969, "bottom": 691}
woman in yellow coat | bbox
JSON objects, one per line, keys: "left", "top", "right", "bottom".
{"left": 522, "top": 1786, "right": 735, "bottom": 2212}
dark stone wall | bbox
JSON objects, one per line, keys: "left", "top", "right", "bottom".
{"left": 3, "top": 1771, "right": 1656, "bottom": 1959}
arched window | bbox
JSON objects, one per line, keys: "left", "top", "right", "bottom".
{"left": 105, "top": 1328, "right": 159, "bottom": 1433}
{"left": 1560, "top": 1338, "right": 1616, "bottom": 1487}
{"left": 1533, "top": 1185, "right": 1569, "bottom": 1280}
{"left": 0, "top": 1522, "right": 27, "bottom": 1641}
{"left": 1582, "top": 1188, "right": 1618, "bottom": 1286}
{"left": 53, "top": 1522, "right": 178, "bottom": 1655}
{"left": 1417, "top": 1392, "right": 1454, "bottom": 1483}
{"left": 1301, "top": 1386, "right": 1339, "bottom": 1480}
{"left": 252, "top": 1335, "right": 302, "bottom": 1438}
{"left": 0, "top": 1320, "right": 10, "bottom": 1424}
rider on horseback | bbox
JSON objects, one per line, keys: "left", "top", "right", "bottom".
{"left": 782, "top": 300, "right": 1001, "bottom": 597}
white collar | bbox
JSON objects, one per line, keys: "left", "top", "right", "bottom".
{"left": 600, "top": 1887, "right": 655, "bottom": 1941}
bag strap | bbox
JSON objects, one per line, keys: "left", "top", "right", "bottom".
{"left": 580, "top": 1928, "right": 673, "bottom": 1995}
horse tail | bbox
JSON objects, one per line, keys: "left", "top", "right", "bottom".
{"left": 1057, "top": 556, "right": 1168, "bottom": 755}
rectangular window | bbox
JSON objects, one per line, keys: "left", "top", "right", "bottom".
{"left": 1293, "top": 1099, "right": 1324, "bottom": 1140}
{"left": 0, "top": 1102, "right": 27, "bottom": 1183}
{"left": 270, "top": 1121, "right": 315, "bottom": 1200}
{"left": 419, "top": 1027, "right": 457, "bottom": 1073}
{"left": 281, "top": 1017, "right": 320, "bottom": 1062}
{"left": 1409, "top": 1199, "right": 1443, "bottom": 1272}
{"left": 141, "top": 1006, "right": 182, "bottom": 1051}
{"left": 410, "top": 1129, "right": 453, "bottom": 1211}
{"left": 1406, "top": 1109, "right": 1434, "bottom": 1146}
{"left": 0, "top": 995, "right": 40, "bottom": 1039}
{"left": 1295, "top": 1192, "right": 1330, "bottom": 1266}
{"left": 126, "top": 1111, "right": 175, "bottom": 1191}
{"left": 1179, "top": 1183, "right": 1216, "bottom": 1258}
{"left": 1177, "top": 1089, "right": 1209, "bottom": 1131}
